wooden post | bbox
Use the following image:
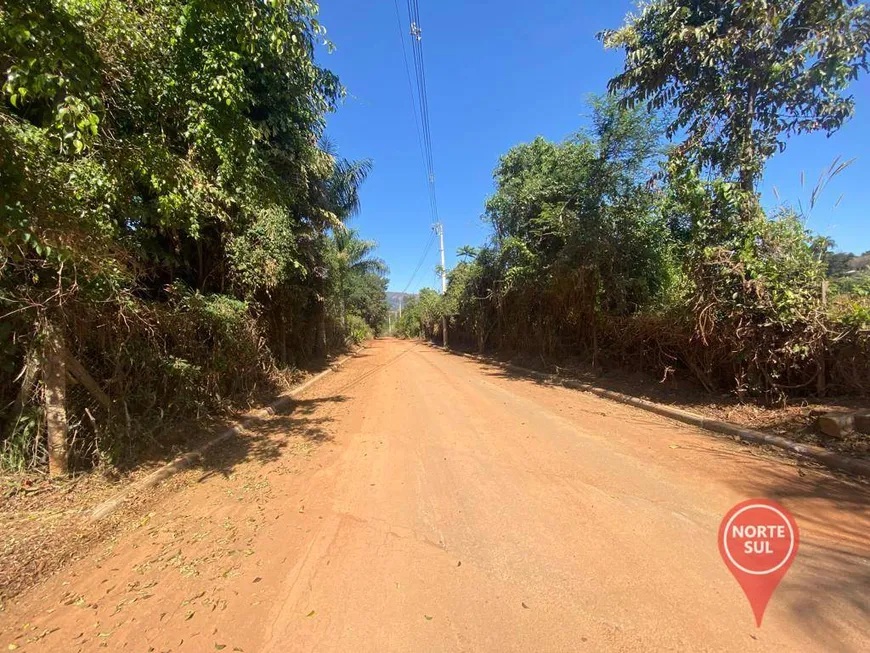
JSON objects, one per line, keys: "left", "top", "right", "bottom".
{"left": 42, "top": 319, "right": 69, "bottom": 476}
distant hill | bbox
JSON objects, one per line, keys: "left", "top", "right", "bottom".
{"left": 386, "top": 292, "right": 415, "bottom": 310}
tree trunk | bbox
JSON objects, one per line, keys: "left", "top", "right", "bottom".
{"left": 340, "top": 274, "right": 348, "bottom": 332}
{"left": 591, "top": 313, "right": 599, "bottom": 374}
{"left": 739, "top": 86, "right": 758, "bottom": 195}
{"left": 476, "top": 317, "right": 486, "bottom": 354}
{"left": 42, "top": 319, "right": 69, "bottom": 476}
{"left": 817, "top": 279, "right": 828, "bottom": 397}
{"left": 278, "top": 305, "right": 288, "bottom": 365}
{"left": 739, "top": 160, "right": 755, "bottom": 194}
{"left": 315, "top": 296, "right": 328, "bottom": 359}
{"left": 197, "top": 239, "right": 204, "bottom": 291}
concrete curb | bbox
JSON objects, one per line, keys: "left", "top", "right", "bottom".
{"left": 89, "top": 347, "right": 364, "bottom": 521}
{"left": 432, "top": 344, "right": 870, "bottom": 478}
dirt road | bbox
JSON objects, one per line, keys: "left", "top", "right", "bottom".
{"left": 2, "top": 339, "right": 868, "bottom": 652}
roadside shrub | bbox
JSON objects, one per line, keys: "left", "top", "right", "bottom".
{"left": 1, "top": 1, "right": 388, "bottom": 474}
{"left": 344, "top": 313, "right": 372, "bottom": 345}
{"left": 12, "top": 290, "right": 278, "bottom": 470}
{"left": 435, "top": 149, "right": 869, "bottom": 400}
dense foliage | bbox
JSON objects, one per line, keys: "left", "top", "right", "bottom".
{"left": 599, "top": 0, "right": 870, "bottom": 192}
{"left": 329, "top": 227, "right": 389, "bottom": 334}
{"left": 1, "top": 0, "right": 386, "bottom": 471}
{"left": 408, "top": 1, "right": 870, "bottom": 401}
{"left": 412, "top": 112, "right": 868, "bottom": 398}
{"left": 394, "top": 288, "right": 442, "bottom": 340}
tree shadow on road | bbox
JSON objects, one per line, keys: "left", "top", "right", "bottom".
{"left": 776, "top": 540, "right": 870, "bottom": 652}
{"left": 473, "top": 351, "right": 870, "bottom": 648}
{"left": 193, "top": 395, "right": 347, "bottom": 482}
{"left": 722, "top": 465, "right": 870, "bottom": 650}
{"left": 461, "top": 347, "right": 868, "bottom": 450}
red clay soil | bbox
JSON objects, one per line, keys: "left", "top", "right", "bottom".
{"left": 0, "top": 338, "right": 868, "bottom": 652}
{"left": 475, "top": 347, "right": 870, "bottom": 459}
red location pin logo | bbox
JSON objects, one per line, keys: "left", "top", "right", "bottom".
{"left": 718, "top": 498, "right": 799, "bottom": 627}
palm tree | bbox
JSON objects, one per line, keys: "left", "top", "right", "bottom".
{"left": 315, "top": 137, "right": 373, "bottom": 223}
{"left": 325, "top": 158, "right": 373, "bottom": 219}
{"left": 310, "top": 145, "right": 374, "bottom": 356}
{"left": 457, "top": 245, "right": 479, "bottom": 261}
{"left": 331, "top": 228, "right": 388, "bottom": 329}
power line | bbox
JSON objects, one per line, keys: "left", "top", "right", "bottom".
{"left": 393, "top": 0, "right": 445, "bottom": 299}
{"left": 406, "top": 0, "right": 438, "bottom": 221}
{"left": 400, "top": 229, "right": 436, "bottom": 295}
{"left": 392, "top": 0, "right": 429, "bottom": 200}
{"left": 404, "top": 0, "right": 448, "bottom": 346}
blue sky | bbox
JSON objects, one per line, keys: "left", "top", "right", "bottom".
{"left": 316, "top": 0, "right": 870, "bottom": 293}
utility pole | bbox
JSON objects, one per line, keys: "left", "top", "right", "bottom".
{"left": 435, "top": 222, "right": 448, "bottom": 348}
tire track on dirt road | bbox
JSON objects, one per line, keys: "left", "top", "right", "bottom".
{"left": 1, "top": 339, "right": 868, "bottom": 652}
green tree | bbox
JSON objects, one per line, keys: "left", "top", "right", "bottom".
{"left": 346, "top": 271, "right": 390, "bottom": 334}
{"left": 394, "top": 295, "right": 421, "bottom": 338}
{"left": 0, "top": 0, "right": 388, "bottom": 470}
{"left": 826, "top": 250, "right": 856, "bottom": 277}
{"left": 601, "top": 0, "right": 870, "bottom": 193}
{"left": 2, "top": 0, "right": 345, "bottom": 303}
{"left": 329, "top": 228, "right": 388, "bottom": 330}
{"left": 456, "top": 245, "right": 479, "bottom": 261}
{"left": 483, "top": 96, "right": 673, "bottom": 319}
{"left": 419, "top": 97, "right": 675, "bottom": 358}
{"left": 393, "top": 289, "right": 444, "bottom": 340}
